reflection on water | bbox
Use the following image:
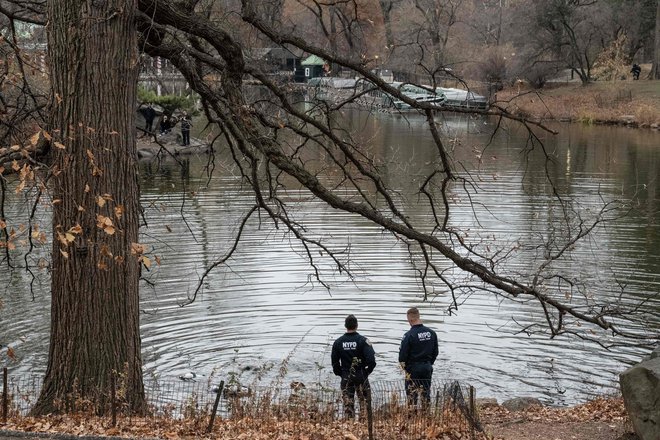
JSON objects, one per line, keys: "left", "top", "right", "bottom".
{"left": 1, "top": 112, "right": 659, "bottom": 406}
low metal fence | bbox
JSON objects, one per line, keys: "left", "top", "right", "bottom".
{"left": 1, "top": 368, "right": 483, "bottom": 440}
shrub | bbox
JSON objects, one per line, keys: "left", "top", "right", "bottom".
{"left": 634, "top": 103, "right": 660, "bottom": 126}
{"left": 476, "top": 51, "right": 508, "bottom": 90}
{"left": 592, "top": 33, "right": 629, "bottom": 81}
{"left": 138, "top": 88, "right": 197, "bottom": 115}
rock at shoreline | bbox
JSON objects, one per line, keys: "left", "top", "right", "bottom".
{"left": 501, "top": 397, "right": 543, "bottom": 412}
{"left": 136, "top": 132, "right": 211, "bottom": 159}
{"left": 645, "top": 345, "right": 660, "bottom": 361}
{"left": 620, "top": 356, "right": 660, "bottom": 440}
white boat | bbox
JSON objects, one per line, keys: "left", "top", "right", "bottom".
{"left": 308, "top": 78, "right": 489, "bottom": 111}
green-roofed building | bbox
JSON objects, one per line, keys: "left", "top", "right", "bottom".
{"left": 301, "top": 54, "right": 327, "bottom": 80}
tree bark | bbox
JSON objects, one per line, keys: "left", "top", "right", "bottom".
{"left": 379, "top": 0, "right": 395, "bottom": 49}
{"left": 653, "top": 0, "right": 660, "bottom": 79}
{"left": 32, "top": 0, "right": 145, "bottom": 415}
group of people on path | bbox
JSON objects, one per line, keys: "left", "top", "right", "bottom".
{"left": 331, "top": 307, "right": 438, "bottom": 418}
{"left": 140, "top": 103, "right": 193, "bottom": 146}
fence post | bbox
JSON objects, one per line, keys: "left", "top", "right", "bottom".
{"left": 366, "top": 391, "right": 374, "bottom": 440}
{"left": 2, "top": 368, "right": 7, "bottom": 424}
{"left": 206, "top": 380, "right": 225, "bottom": 434}
{"left": 111, "top": 373, "right": 117, "bottom": 427}
{"left": 469, "top": 385, "right": 476, "bottom": 440}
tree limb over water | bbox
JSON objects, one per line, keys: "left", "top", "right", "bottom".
{"left": 1, "top": 0, "right": 657, "bottom": 353}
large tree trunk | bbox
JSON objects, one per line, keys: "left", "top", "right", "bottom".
{"left": 653, "top": 0, "right": 660, "bottom": 79}
{"left": 33, "top": 0, "right": 145, "bottom": 415}
{"left": 379, "top": 0, "right": 395, "bottom": 50}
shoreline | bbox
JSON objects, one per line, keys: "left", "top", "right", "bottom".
{"left": 135, "top": 131, "right": 211, "bottom": 159}
{"left": 494, "top": 80, "right": 660, "bottom": 131}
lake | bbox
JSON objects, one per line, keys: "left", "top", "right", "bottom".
{"left": 1, "top": 111, "right": 659, "bottom": 406}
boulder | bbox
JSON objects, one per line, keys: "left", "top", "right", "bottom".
{"left": 136, "top": 132, "right": 210, "bottom": 160}
{"left": 645, "top": 346, "right": 660, "bottom": 361}
{"left": 620, "top": 356, "right": 660, "bottom": 440}
{"left": 501, "top": 396, "right": 542, "bottom": 412}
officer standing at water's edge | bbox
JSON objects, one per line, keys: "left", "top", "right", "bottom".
{"left": 331, "top": 314, "right": 376, "bottom": 418}
{"left": 399, "top": 307, "right": 439, "bottom": 407}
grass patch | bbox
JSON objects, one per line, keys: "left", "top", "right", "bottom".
{"left": 496, "top": 80, "right": 660, "bottom": 127}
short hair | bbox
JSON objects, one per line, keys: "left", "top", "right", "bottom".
{"left": 406, "top": 307, "right": 420, "bottom": 319}
{"left": 345, "top": 314, "right": 358, "bottom": 330}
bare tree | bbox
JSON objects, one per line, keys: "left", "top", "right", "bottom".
{"left": 653, "top": 0, "right": 660, "bottom": 79}
{"left": 465, "top": 0, "right": 507, "bottom": 47}
{"left": 378, "top": 0, "right": 397, "bottom": 49}
{"left": 1, "top": 0, "right": 657, "bottom": 415}
{"left": 290, "top": 0, "right": 376, "bottom": 62}
{"left": 608, "top": 0, "right": 657, "bottom": 63}
{"left": 407, "top": 0, "right": 462, "bottom": 68}
{"left": 514, "top": 0, "right": 609, "bottom": 84}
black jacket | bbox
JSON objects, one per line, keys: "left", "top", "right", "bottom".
{"left": 398, "top": 324, "right": 438, "bottom": 367}
{"left": 331, "top": 332, "right": 376, "bottom": 380}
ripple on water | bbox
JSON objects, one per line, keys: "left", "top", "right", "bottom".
{"left": 1, "top": 119, "right": 658, "bottom": 405}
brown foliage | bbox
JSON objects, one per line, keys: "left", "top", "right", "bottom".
{"left": 2, "top": 412, "right": 486, "bottom": 440}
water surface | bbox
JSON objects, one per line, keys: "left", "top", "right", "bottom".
{"left": 1, "top": 112, "right": 659, "bottom": 405}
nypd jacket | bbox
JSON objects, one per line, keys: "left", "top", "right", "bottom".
{"left": 331, "top": 332, "right": 376, "bottom": 379}
{"left": 398, "top": 324, "right": 438, "bottom": 367}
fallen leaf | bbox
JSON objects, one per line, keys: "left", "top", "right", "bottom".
{"left": 29, "top": 132, "right": 40, "bottom": 146}
{"left": 69, "top": 224, "right": 83, "bottom": 234}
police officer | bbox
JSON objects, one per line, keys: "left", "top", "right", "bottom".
{"left": 331, "top": 314, "right": 376, "bottom": 418}
{"left": 399, "top": 307, "right": 439, "bottom": 407}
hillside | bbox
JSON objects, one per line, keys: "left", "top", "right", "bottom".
{"left": 495, "top": 79, "right": 660, "bottom": 129}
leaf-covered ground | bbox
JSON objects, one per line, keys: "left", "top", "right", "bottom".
{"left": 481, "top": 397, "right": 637, "bottom": 440}
{"left": 0, "top": 397, "right": 637, "bottom": 440}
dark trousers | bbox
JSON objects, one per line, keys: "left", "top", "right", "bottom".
{"left": 405, "top": 363, "right": 433, "bottom": 407}
{"left": 340, "top": 377, "right": 370, "bottom": 418}
{"left": 145, "top": 120, "right": 154, "bottom": 133}
{"left": 182, "top": 129, "right": 190, "bottom": 146}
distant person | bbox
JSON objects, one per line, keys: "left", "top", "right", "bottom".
{"left": 399, "top": 307, "right": 439, "bottom": 407}
{"left": 331, "top": 314, "right": 376, "bottom": 419}
{"left": 143, "top": 103, "right": 156, "bottom": 134}
{"left": 180, "top": 111, "right": 192, "bottom": 146}
{"left": 631, "top": 64, "right": 641, "bottom": 80}
{"left": 159, "top": 115, "right": 170, "bottom": 135}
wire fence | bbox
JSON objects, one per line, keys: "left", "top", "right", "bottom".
{"left": 1, "top": 369, "right": 483, "bottom": 440}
